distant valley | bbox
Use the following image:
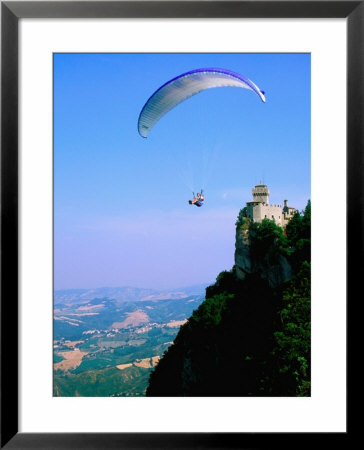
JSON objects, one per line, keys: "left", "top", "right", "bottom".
{"left": 53, "top": 284, "right": 208, "bottom": 396}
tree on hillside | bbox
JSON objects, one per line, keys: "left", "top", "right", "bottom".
{"left": 285, "top": 200, "right": 311, "bottom": 269}
{"left": 272, "top": 262, "right": 311, "bottom": 396}
{"left": 250, "top": 218, "right": 290, "bottom": 262}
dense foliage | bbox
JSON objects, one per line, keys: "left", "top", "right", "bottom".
{"left": 285, "top": 200, "right": 311, "bottom": 270}
{"left": 271, "top": 262, "right": 311, "bottom": 396}
{"left": 146, "top": 201, "right": 311, "bottom": 397}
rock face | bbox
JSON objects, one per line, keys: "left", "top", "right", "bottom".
{"left": 234, "top": 219, "right": 293, "bottom": 288}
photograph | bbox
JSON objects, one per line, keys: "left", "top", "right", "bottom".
{"left": 2, "top": 0, "right": 357, "bottom": 444}
{"left": 53, "top": 53, "right": 311, "bottom": 398}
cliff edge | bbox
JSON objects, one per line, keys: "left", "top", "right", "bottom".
{"left": 146, "top": 201, "right": 311, "bottom": 397}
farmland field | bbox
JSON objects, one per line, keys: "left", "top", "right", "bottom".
{"left": 53, "top": 286, "right": 206, "bottom": 396}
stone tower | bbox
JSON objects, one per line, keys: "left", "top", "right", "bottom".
{"left": 252, "top": 184, "right": 270, "bottom": 204}
{"left": 245, "top": 184, "right": 296, "bottom": 227}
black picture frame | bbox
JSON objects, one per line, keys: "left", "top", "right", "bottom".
{"left": 1, "top": 1, "right": 359, "bottom": 448}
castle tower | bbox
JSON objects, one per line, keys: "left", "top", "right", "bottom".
{"left": 252, "top": 184, "right": 270, "bottom": 204}
{"left": 244, "top": 184, "right": 296, "bottom": 228}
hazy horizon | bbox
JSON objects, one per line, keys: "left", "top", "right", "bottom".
{"left": 54, "top": 281, "right": 212, "bottom": 292}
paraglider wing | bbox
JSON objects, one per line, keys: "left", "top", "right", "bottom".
{"left": 138, "top": 68, "right": 266, "bottom": 138}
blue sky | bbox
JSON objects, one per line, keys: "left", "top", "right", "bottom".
{"left": 54, "top": 53, "right": 310, "bottom": 290}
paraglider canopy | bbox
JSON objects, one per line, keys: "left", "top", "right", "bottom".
{"left": 138, "top": 68, "right": 266, "bottom": 138}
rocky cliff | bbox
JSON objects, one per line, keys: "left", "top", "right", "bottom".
{"left": 234, "top": 217, "right": 293, "bottom": 288}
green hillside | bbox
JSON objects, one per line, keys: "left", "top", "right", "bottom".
{"left": 54, "top": 366, "right": 150, "bottom": 397}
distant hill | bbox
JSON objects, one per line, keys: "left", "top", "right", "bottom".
{"left": 54, "top": 284, "right": 209, "bottom": 305}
